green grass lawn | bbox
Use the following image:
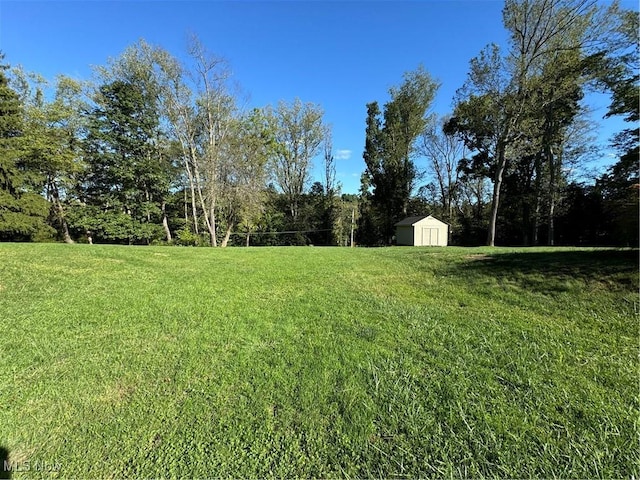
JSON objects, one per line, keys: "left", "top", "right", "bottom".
{"left": 1, "top": 244, "right": 638, "bottom": 478}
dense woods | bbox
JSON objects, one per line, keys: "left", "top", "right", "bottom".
{"left": 1, "top": 0, "right": 637, "bottom": 247}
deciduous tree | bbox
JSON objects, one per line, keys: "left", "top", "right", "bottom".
{"left": 218, "top": 109, "right": 274, "bottom": 247}
{"left": 269, "top": 98, "right": 325, "bottom": 224}
{"left": 448, "top": 0, "right": 611, "bottom": 246}
{"left": 419, "top": 116, "right": 466, "bottom": 233}
{"left": 360, "top": 66, "right": 439, "bottom": 244}
{"left": 17, "top": 73, "right": 87, "bottom": 243}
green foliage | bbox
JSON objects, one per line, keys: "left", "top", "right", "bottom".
{"left": 0, "top": 245, "right": 637, "bottom": 477}
{"left": 0, "top": 60, "right": 22, "bottom": 143}
{"left": 217, "top": 108, "right": 275, "bottom": 245}
{"left": 78, "top": 78, "right": 172, "bottom": 244}
{"left": 16, "top": 73, "right": 87, "bottom": 243}
{"left": 269, "top": 98, "right": 326, "bottom": 223}
{"left": 594, "top": 7, "right": 639, "bottom": 124}
{"left": 0, "top": 12, "right": 636, "bottom": 249}
{"left": 447, "top": 0, "right": 611, "bottom": 246}
{"left": 65, "top": 204, "right": 163, "bottom": 244}
{"left": 0, "top": 191, "right": 55, "bottom": 241}
{"left": 0, "top": 57, "right": 53, "bottom": 241}
{"left": 585, "top": 7, "right": 640, "bottom": 247}
{"left": 174, "top": 227, "right": 200, "bottom": 246}
{"left": 360, "top": 67, "right": 439, "bottom": 245}
{"left": 597, "top": 153, "right": 639, "bottom": 246}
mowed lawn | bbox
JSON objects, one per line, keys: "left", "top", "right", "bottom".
{"left": 1, "top": 244, "right": 638, "bottom": 478}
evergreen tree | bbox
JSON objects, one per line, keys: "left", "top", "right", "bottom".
{"left": 78, "top": 79, "right": 167, "bottom": 243}
{"left": 358, "top": 102, "right": 383, "bottom": 245}
{"left": 0, "top": 56, "right": 52, "bottom": 240}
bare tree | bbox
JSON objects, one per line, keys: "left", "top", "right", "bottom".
{"left": 419, "top": 116, "right": 466, "bottom": 226}
{"left": 323, "top": 128, "right": 337, "bottom": 198}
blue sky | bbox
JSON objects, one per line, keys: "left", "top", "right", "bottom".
{"left": 1, "top": 0, "right": 634, "bottom": 193}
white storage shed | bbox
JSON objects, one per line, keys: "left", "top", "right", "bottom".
{"left": 395, "top": 215, "right": 449, "bottom": 246}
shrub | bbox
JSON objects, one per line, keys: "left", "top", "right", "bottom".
{"left": 174, "top": 228, "right": 199, "bottom": 246}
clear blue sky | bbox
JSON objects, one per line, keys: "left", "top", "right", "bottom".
{"left": 1, "top": 0, "right": 633, "bottom": 193}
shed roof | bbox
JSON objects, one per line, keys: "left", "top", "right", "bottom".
{"left": 394, "top": 215, "right": 448, "bottom": 227}
{"left": 395, "top": 216, "right": 429, "bottom": 227}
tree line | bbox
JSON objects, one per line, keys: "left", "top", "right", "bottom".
{"left": 1, "top": 0, "right": 637, "bottom": 247}
{"left": 359, "top": 0, "right": 638, "bottom": 247}
{"left": 0, "top": 37, "right": 354, "bottom": 247}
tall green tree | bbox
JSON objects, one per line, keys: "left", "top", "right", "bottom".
{"left": 79, "top": 79, "right": 166, "bottom": 243}
{"left": 508, "top": 47, "right": 585, "bottom": 245}
{"left": 448, "top": 0, "right": 610, "bottom": 246}
{"left": 0, "top": 57, "right": 52, "bottom": 241}
{"left": 269, "top": 98, "right": 326, "bottom": 225}
{"left": 360, "top": 66, "right": 439, "bottom": 244}
{"left": 358, "top": 102, "right": 383, "bottom": 245}
{"left": 218, "top": 108, "right": 275, "bottom": 247}
{"left": 504, "top": 0, "right": 603, "bottom": 245}
{"left": 445, "top": 44, "right": 514, "bottom": 247}
{"left": 93, "top": 39, "right": 181, "bottom": 242}
{"left": 594, "top": 7, "right": 639, "bottom": 246}
{"left": 17, "top": 73, "right": 87, "bottom": 243}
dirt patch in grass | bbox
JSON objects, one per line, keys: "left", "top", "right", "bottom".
{"left": 98, "top": 381, "right": 136, "bottom": 405}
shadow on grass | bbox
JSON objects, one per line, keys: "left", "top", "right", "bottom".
{"left": 448, "top": 249, "right": 639, "bottom": 295}
{"left": 0, "top": 446, "right": 10, "bottom": 480}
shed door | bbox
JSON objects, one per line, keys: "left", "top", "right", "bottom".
{"left": 421, "top": 227, "right": 438, "bottom": 246}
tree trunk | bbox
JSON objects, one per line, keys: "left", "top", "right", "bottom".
{"left": 209, "top": 199, "right": 217, "bottom": 247}
{"left": 220, "top": 225, "right": 232, "bottom": 247}
{"left": 350, "top": 207, "right": 355, "bottom": 248}
{"left": 532, "top": 154, "right": 543, "bottom": 246}
{"left": 522, "top": 202, "right": 531, "bottom": 246}
{"left": 60, "top": 218, "right": 74, "bottom": 244}
{"left": 183, "top": 188, "right": 188, "bottom": 226}
{"left": 245, "top": 231, "right": 251, "bottom": 247}
{"left": 533, "top": 198, "right": 541, "bottom": 246}
{"left": 162, "top": 201, "right": 172, "bottom": 242}
{"left": 190, "top": 184, "right": 198, "bottom": 235}
{"left": 475, "top": 178, "right": 484, "bottom": 221}
{"left": 192, "top": 160, "right": 217, "bottom": 247}
{"left": 447, "top": 194, "right": 454, "bottom": 245}
{"left": 49, "top": 181, "right": 74, "bottom": 244}
{"left": 183, "top": 152, "right": 199, "bottom": 235}
{"left": 290, "top": 197, "right": 299, "bottom": 224}
{"left": 547, "top": 145, "right": 558, "bottom": 246}
{"left": 56, "top": 200, "right": 74, "bottom": 244}
{"left": 548, "top": 198, "right": 556, "bottom": 246}
{"left": 145, "top": 188, "right": 152, "bottom": 223}
{"left": 487, "top": 143, "right": 507, "bottom": 247}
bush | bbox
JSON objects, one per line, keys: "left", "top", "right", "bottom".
{"left": 174, "top": 228, "right": 199, "bottom": 246}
